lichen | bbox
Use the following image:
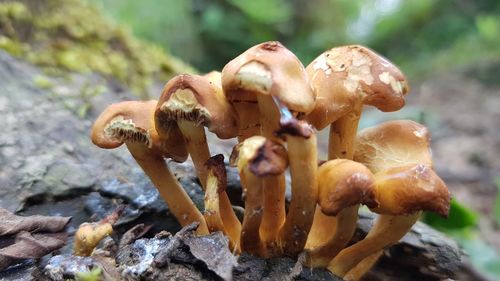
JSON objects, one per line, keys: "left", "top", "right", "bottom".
{"left": 0, "top": 0, "right": 195, "bottom": 98}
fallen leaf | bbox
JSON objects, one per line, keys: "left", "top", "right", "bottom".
{"left": 0, "top": 231, "right": 67, "bottom": 270}
{"left": 0, "top": 208, "right": 71, "bottom": 236}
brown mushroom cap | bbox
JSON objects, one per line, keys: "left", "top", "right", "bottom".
{"left": 354, "top": 120, "right": 432, "bottom": 173}
{"left": 221, "top": 41, "right": 315, "bottom": 115}
{"left": 156, "top": 74, "right": 239, "bottom": 139}
{"left": 305, "top": 45, "right": 409, "bottom": 130}
{"left": 91, "top": 100, "right": 188, "bottom": 162}
{"left": 373, "top": 164, "right": 450, "bottom": 217}
{"left": 230, "top": 136, "right": 288, "bottom": 177}
{"left": 318, "top": 159, "right": 378, "bottom": 216}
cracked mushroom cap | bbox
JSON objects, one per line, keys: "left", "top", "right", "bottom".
{"left": 354, "top": 120, "right": 450, "bottom": 217}
{"left": 318, "top": 159, "right": 378, "bottom": 216}
{"left": 155, "top": 74, "right": 238, "bottom": 139}
{"left": 305, "top": 45, "right": 409, "bottom": 129}
{"left": 221, "top": 41, "right": 315, "bottom": 115}
{"left": 230, "top": 136, "right": 288, "bottom": 177}
{"left": 91, "top": 100, "right": 188, "bottom": 162}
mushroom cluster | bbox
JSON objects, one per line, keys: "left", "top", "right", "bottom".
{"left": 90, "top": 42, "right": 451, "bottom": 279}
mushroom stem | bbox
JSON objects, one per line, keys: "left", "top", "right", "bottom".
{"left": 256, "top": 94, "right": 286, "bottom": 252}
{"left": 344, "top": 251, "right": 383, "bottom": 281}
{"left": 204, "top": 156, "right": 241, "bottom": 252}
{"left": 328, "top": 102, "right": 362, "bottom": 159}
{"left": 240, "top": 167, "right": 265, "bottom": 256}
{"left": 306, "top": 205, "right": 359, "bottom": 267}
{"left": 127, "top": 142, "right": 209, "bottom": 235}
{"left": 328, "top": 212, "right": 421, "bottom": 277}
{"left": 277, "top": 114, "right": 318, "bottom": 257}
{"left": 176, "top": 120, "right": 211, "bottom": 190}
{"left": 234, "top": 103, "right": 261, "bottom": 142}
{"left": 305, "top": 207, "right": 337, "bottom": 249}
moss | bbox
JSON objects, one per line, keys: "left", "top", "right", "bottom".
{"left": 0, "top": 0, "right": 195, "bottom": 98}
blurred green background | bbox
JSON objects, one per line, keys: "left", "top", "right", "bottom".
{"left": 90, "top": 0, "right": 500, "bottom": 82}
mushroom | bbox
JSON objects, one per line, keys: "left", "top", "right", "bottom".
{"left": 230, "top": 136, "right": 288, "bottom": 256}
{"left": 204, "top": 154, "right": 241, "bottom": 252}
{"left": 91, "top": 100, "right": 208, "bottom": 235}
{"left": 305, "top": 159, "right": 378, "bottom": 267}
{"left": 275, "top": 104, "right": 318, "bottom": 257}
{"left": 327, "top": 120, "right": 451, "bottom": 277}
{"left": 155, "top": 73, "right": 238, "bottom": 190}
{"left": 304, "top": 45, "right": 409, "bottom": 250}
{"left": 74, "top": 207, "right": 124, "bottom": 256}
{"left": 222, "top": 41, "right": 315, "bottom": 250}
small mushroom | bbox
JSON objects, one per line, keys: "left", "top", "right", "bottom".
{"left": 275, "top": 105, "right": 318, "bottom": 257}
{"left": 73, "top": 207, "right": 124, "bottom": 256}
{"left": 155, "top": 73, "right": 238, "bottom": 190}
{"left": 230, "top": 136, "right": 288, "bottom": 256}
{"left": 204, "top": 154, "right": 241, "bottom": 252}
{"left": 91, "top": 100, "right": 208, "bottom": 235}
{"left": 327, "top": 120, "right": 450, "bottom": 277}
{"left": 304, "top": 45, "right": 408, "bottom": 250}
{"left": 223, "top": 42, "right": 314, "bottom": 249}
{"left": 305, "top": 159, "right": 377, "bottom": 267}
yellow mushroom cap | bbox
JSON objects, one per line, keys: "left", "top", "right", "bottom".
{"left": 305, "top": 45, "right": 409, "bottom": 130}
{"left": 318, "top": 159, "right": 378, "bottom": 216}
{"left": 221, "top": 41, "right": 315, "bottom": 115}
{"left": 354, "top": 120, "right": 432, "bottom": 173}
{"left": 91, "top": 100, "right": 188, "bottom": 162}
{"left": 156, "top": 74, "right": 239, "bottom": 139}
{"left": 373, "top": 164, "right": 450, "bottom": 217}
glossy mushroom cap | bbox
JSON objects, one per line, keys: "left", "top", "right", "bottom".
{"left": 230, "top": 136, "right": 288, "bottom": 177}
{"left": 354, "top": 120, "right": 432, "bottom": 173}
{"left": 305, "top": 45, "right": 409, "bottom": 130}
{"left": 318, "top": 159, "right": 378, "bottom": 216}
{"left": 156, "top": 74, "right": 239, "bottom": 139}
{"left": 373, "top": 164, "right": 450, "bottom": 217}
{"left": 222, "top": 41, "right": 315, "bottom": 115}
{"left": 354, "top": 120, "right": 450, "bottom": 217}
{"left": 91, "top": 100, "right": 188, "bottom": 162}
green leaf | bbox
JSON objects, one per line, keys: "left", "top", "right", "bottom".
{"left": 423, "top": 198, "right": 478, "bottom": 230}
{"left": 494, "top": 177, "right": 500, "bottom": 226}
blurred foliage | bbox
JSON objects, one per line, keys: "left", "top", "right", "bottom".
{"left": 0, "top": 0, "right": 194, "bottom": 98}
{"left": 90, "top": 0, "right": 500, "bottom": 80}
{"left": 423, "top": 198, "right": 500, "bottom": 279}
{"left": 495, "top": 178, "right": 500, "bottom": 226}
{"left": 75, "top": 268, "right": 102, "bottom": 281}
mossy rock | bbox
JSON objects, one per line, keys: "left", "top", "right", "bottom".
{"left": 0, "top": 0, "right": 195, "bottom": 98}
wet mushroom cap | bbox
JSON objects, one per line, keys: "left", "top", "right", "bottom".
{"left": 318, "top": 159, "right": 378, "bottom": 216}
{"left": 354, "top": 120, "right": 432, "bottom": 173}
{"left": 156, "top": 74, "right": 239, "bottom": 139}
{"left": 373, "top": 164, "right": 450, "bottom": 217}
{"left": 91, "top": 100, "right": 188, "bottom": 162}
{"left": 222, "top": 41, "right": 315, "bottom": 115}
{"left": 305, "top": 45, "right": 409, "bottom": 130}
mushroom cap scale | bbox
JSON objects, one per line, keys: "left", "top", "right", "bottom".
{"left": 318, "top": 159, "right": 378, "bottom": 216}
{"left": 91, "top": 100, "right": 188, "bottom": 162}
{"left": 373, "top": 164, "right": 450, "bottom": 217}
{"left": 354, "top": 120, "right": 432, "bottom": 173}
{"left": 156, "top": 74, "right": 238, "bottom": 139}
{"left": 222, "top": 41, "right": 315, "bottom": 115}
{"left": 305, "top": 45, "right": 409, "bottom": 130}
